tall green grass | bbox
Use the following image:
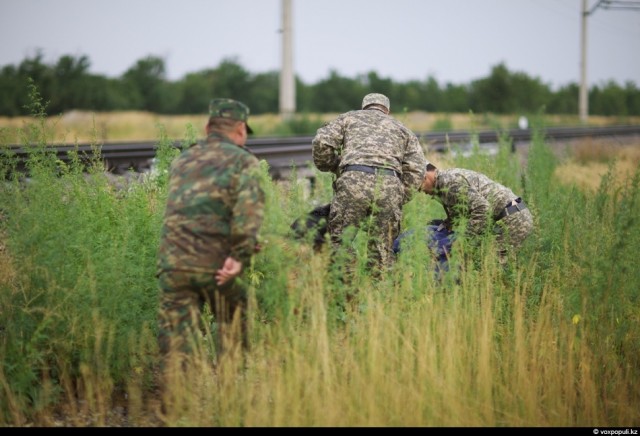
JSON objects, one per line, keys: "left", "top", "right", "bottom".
{"left": 0, "top": 89, "right": 638, "bottom": 426}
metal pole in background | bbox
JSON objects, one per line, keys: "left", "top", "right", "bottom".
{"left": 579, "top": 0, "right": 589, "bottom": 124}
{"left": 279, "top": 0, "right": 296, "bottom": 120}
{"left": 579, "top": 1, "right": 640, "bottom": 123}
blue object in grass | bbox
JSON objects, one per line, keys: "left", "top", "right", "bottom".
{"left": 393, "top": 219, "right": 455, "bottom": 274}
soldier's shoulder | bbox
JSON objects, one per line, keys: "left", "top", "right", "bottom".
{"left": 386, "top": 116, "right": 417, "bottom": 134}
{"left": 335, "top": 110, "right": 361, "bottom": 121}
{"left": 446, "top": 168, "right": 476, "bottom": 177}
{"left": 333, "top": 109, "right": 368, "bottom": 119}
{"left": 243, "top": 149, "right": 262, "bottom": 168}
{"left": 233, "top": 145, "right": 261, "bottom": 166}
{"left": 201, "top": 138, "right": 259, "bottom": 164}
{"left": 316, "top": 112, "right": 348, "bottom": 130}
{"left": 457, "top": 168, "right": 492, "bottom": 183}
{"left": 219, "top": 139, "right": 253, "bottom": 155}
{"left": 439, "top": 168, "right": 468, "bottom": 183}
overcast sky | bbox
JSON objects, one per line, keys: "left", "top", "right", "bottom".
{"left": 1, "top": 0, "right": 638, "bottom": 90}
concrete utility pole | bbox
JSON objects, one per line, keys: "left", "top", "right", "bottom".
{"left": 279, "top": 0, "right": 296, "bottom": 120}
{"left": 580, "top": 0, "right": 640, "bottom": 123}
{"left": 580, "top": 0, "right": 589, "bottom": 123}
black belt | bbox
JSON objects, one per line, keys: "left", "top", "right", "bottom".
{"left": 342, "top": 164, "right": 400, "bottom": 178}
{"left": 496, "top": 198, "right": 527, "bottom": 221}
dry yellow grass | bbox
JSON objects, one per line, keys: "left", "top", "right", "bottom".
{"left": 554, "top": 138, "right": 640, "bottom": 192}
{"left": 2, "top": 110, "right": 639, "bottom": 143}
{"left": 0, "top": 111, "right": 209, "bottom": 143}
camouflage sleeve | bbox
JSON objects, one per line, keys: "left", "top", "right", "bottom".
{"left": 312, "top": 117, "right": 344, "bottom": 173}
{"left": 230, "top": 158, "right": 265, "bottom": 265}
{"left": 443, "top": 176, "right": 489, "bottom": 238}
{"left": 400, "top": 134, "right": 427, "bottom": 203}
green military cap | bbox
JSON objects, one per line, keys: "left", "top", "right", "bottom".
{"left": 362, "top": 93, "right": 390, "bottom": 111}
{"left": 209, "top": 98, "right": 254, "bottom": 134}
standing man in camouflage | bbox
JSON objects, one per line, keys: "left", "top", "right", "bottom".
{"left": 420, "top": 162, "right": 534, "bottom": 264}
{"left": 156, "top": 98, "right": 265, "bottom": 367}
{"left": 312, "top": 93, "right": 427, "bottom": 276}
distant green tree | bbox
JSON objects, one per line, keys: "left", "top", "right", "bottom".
{"left": 394, "top": 79, "right": 429, "bottom": 112}
{"left": 469, "top": 62, "right": 514, "bottom": 113}
{"left": 309, "top": 70, "right": 365, "bottom": 112}
{"left": 468, "top": 63, "right": 555, "bottom": 114}
{"left": 296, "top": 76, "right": 314, "bottom": 113}
{"left": 362, "top": 71, "right": 394, "bottom": 98}
{"left": 174, "top": 71, "right": 212, "bottom": 114}
{"left": 590, "top": 80, "right": 628, "bottom": 116}
{"left": 247, "top": 71, "right": 279, "bottom": 114}
{"left": 49, "top": 55, "right": 92, "bottom": 114}
{"left": 441, "top": 82, "right": 470, "bottom": 113}
{"left": 82, "top": 75, "right": 135, "bottom": 111}
{"left": 17, "top": 52, "right": 54, "bottom": 114}
{"left": 1, "top": 53, "right": 639, "bottom": 117}
{"left": 209, "top": 58, "right": 252, "bottom": 105}
{"left": 547, "top": 83, "right": 579, "bottom": 114}
{"left": 509, "top": 71, "right": 552, "bottom": 113}
{"left": 624, "top": 82, "right": 640, "bottom": 116}
{"left": 423, "top": 76, "right": 444, "bottom": 112}
{"left": 122, "top": 56, "right": 174, "bottom": 113}
{"left": 0, "top": 65, "right": 23, "bottom": 115}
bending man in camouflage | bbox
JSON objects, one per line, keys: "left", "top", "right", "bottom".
{"left": 156, "top": 98, "right": 265, "bottom": 366}
{"left": 312, "top": 93, "right": 426, "bottom": 275}
{"left": 420, "top": 162, "right": 534, "bottom": 264}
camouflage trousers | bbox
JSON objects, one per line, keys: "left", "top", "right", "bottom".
{"left": 493, "top": 207, "right": 535, "bottom": 264}
{"left": 329, "top": 171, "right": 404, "bottom": 276}
{"left": 157, "top": 270, "right": 248, "bottom": 366}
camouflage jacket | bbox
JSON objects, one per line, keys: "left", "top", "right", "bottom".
{"left": 156, "top": 131, "right": 265, "bottom": 275}
{"left": 434, "top": 168, "right": 522, "bottom": 237}
{"left": 311, "top": 108, "right": 426, "bottom": 202}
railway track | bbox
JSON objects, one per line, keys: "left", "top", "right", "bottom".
{"left": 5, "top": 125, "right": 640, "bottom": 179}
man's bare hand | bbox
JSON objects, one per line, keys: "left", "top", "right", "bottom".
{"left": 215, "top": 256, "right": 242, "bottom": 286}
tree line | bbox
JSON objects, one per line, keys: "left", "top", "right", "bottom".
{"left": 1, "top": 51, "right": 639, "bottom": 117}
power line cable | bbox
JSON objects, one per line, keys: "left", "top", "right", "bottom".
{"left": 589, "top": 0, "right": 640, "bottom": 14}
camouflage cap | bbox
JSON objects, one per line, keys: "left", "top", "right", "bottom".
{"left": 209, "top": 98, "right": 254, "bottom": 134}
{"left": 362, "top": 93, "right": 390, "bottom": 111}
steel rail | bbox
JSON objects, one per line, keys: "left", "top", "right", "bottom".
{"left": 5, "top": 125, "right": 640, "bottom": 178}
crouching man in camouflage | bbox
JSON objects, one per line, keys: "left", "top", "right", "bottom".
{"left": 156, "top": 98, "right": 265, "bottom": 370}
{"left": 420, "top": 162, "right": 534, "bottom": 265}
